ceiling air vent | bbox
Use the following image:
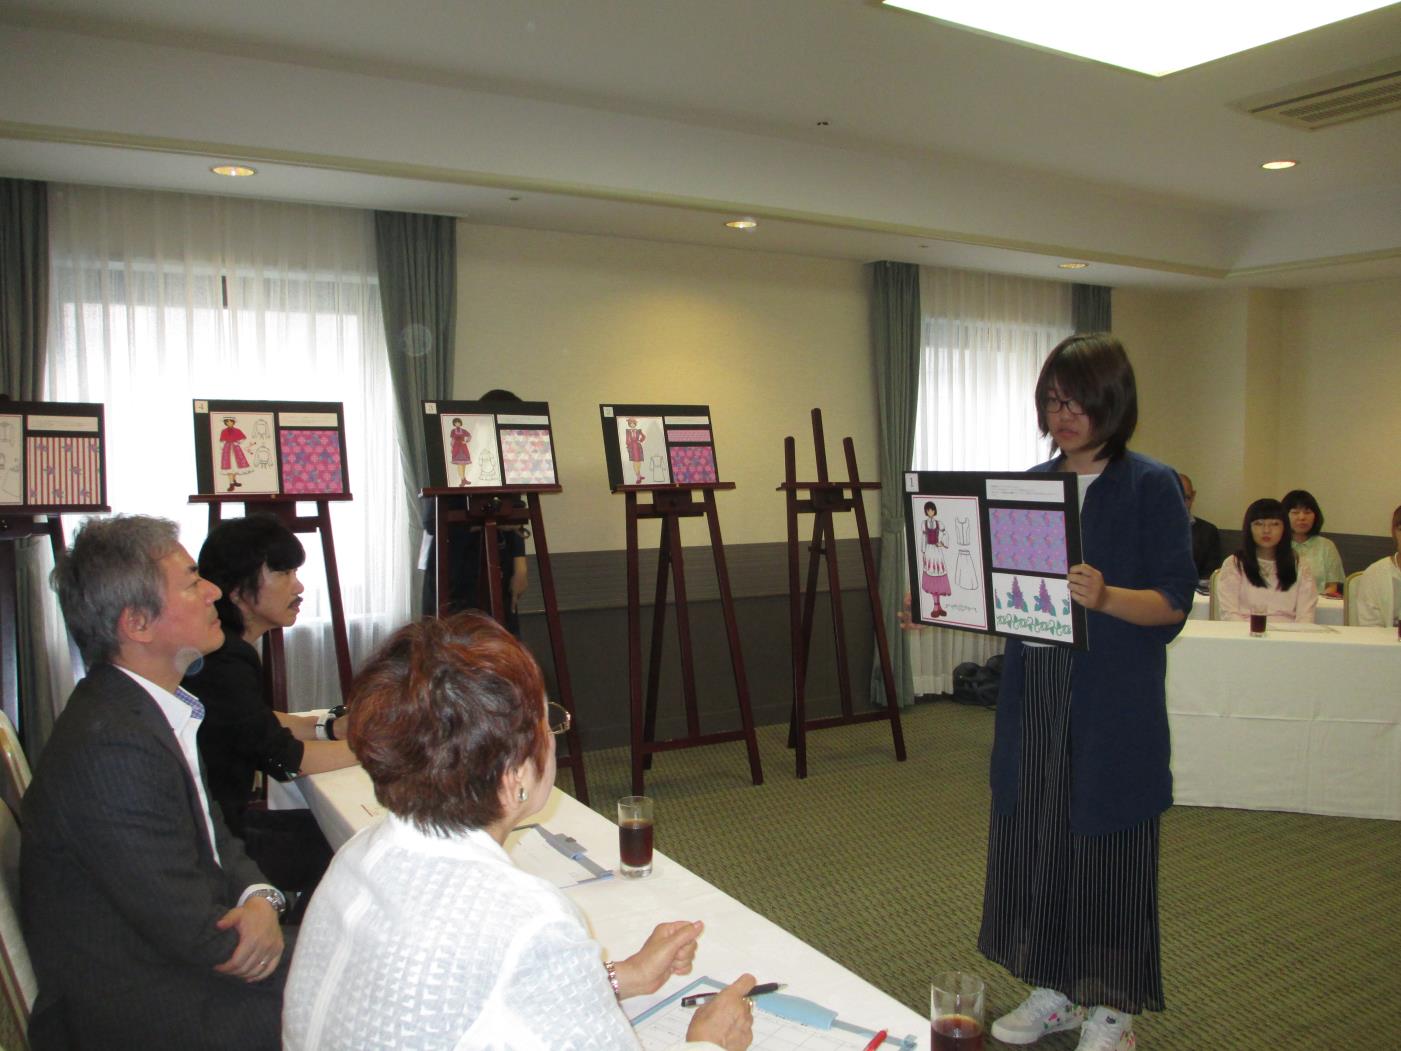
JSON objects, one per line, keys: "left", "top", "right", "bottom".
{"left": 1232, "top": 56, "right": 1401, "bottom": 130}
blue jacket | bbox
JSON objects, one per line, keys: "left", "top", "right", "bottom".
{"left": 989, "top": 451, "right": 1197, "bottom": 835}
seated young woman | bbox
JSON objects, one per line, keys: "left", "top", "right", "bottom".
{"left": 283, "top": 612, "right": 755, "bottom": 1051}
{"left": 1282, "top": 489, "right": 1344, "bottom": 598}
{"left": 1216, "top": 498, "right": 1318, "bottom": 623}
{"left": 1354, "top": 503, "right": 1401, "bottom": 627}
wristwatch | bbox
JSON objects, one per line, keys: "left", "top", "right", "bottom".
{"left": 247, "top": 887, "right": 287, "bottom": 917}
{"left": 316, "top": 704, "right": 348, "bottom": 741}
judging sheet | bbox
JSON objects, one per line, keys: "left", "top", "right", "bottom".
{"left": 633, "top": 977, "right": 917, "bottom": 1051}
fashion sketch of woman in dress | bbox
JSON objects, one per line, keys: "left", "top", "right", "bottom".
{"left": 921, "top": 500, "right": 952, "bottom": 617}
{"left": 218, "top": 417, "right": 249, "bottom": 492}
{"left": 624, "top": 417, "right": 646, "bottom": 483}
{"left": 449, "top": 418, "right": 472, "bottom": 486}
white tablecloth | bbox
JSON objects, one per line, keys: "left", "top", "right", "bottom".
{"left": 284, "top": 770, "right": 930, "bottom": 1048}
{"left": 1188, "top": 591, "right": 1344, "bottom": 625}
{"left": 1166, "top": 620, "right": 1401, "bottom": 820}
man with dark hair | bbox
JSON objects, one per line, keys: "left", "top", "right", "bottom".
{"left": 22, "top": 515, "right": 286, "bottom": 1051}
{"left": 1178, "top": 472, "right": 1222, "bottom": 581}
{"left": 183, "top": 514, "right": 357, "bottom": 898}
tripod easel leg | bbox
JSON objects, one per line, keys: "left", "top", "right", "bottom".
{"left": 625, "top": 493, "right": 646, "bottom": 795}
{"left": 704, "top": 490, "right": 762, "bottom": 786}
{"left": 642, "top": 525, "right": 671, "bottom": 772}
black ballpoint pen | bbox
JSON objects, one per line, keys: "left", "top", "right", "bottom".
{"left": 682, "top": 982, "right": 781, "bottom": 1007}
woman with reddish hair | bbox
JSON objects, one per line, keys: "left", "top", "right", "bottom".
{"left": 283, "top": 613, "right": 754, "bottom": 1050}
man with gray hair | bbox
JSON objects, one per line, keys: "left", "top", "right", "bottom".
{"left": 21, "top": 515, "right": 286, "bottom": 1050}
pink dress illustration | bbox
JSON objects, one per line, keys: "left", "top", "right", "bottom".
{"left": 624, "top": 420, "right": 646, "bottom": 483}
{"left": 920, "top": 502, "right": 951, "bottom": 617}
{"left": 219, "top": 425, "right": 250, "bottom": 470}
{"left": 219, "top": 420, "right": 249, "bottom": 492}
{"left": 449, "top": 420, "right": 472, "bottom": 486}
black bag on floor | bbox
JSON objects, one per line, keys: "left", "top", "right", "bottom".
{"left": 951, "top": 656, "right": 1001, "bottom": 707}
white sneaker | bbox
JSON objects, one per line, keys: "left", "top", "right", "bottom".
{"left": 990, "top": 987, "right": 1086, "bottom": 1044}
{"left": 1074, "top": 1006, "right": 1136, "bottom": 1051}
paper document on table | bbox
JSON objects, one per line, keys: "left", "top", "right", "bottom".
{"left": 631, "top": 977, "right": 916, "bottom": 1050}
{"left": 506, "top": 825, "right": 613, "bottom": 888}
{"left": 1268, "top": 623, "right": 1338, "bottom": 634}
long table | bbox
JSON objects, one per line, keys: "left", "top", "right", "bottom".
{"left": 284, "top": 769, "right": 930, "bottom": 1048}
{"left": 1166, "top": 620, "right": 1401, "bottom": 820}
{"left": 1187, "top": 591, "right": 1345, "bottom": 624}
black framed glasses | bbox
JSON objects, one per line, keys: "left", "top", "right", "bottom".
{"left": 546, "top": 700, "right": 572, "bottom": 736}
{"left": 1041, "top": 395, "right": 1086, "bottom": 416}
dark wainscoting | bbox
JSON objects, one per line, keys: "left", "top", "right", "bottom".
{"left": 516, "top": 539, "right": 880, "bottom": 752}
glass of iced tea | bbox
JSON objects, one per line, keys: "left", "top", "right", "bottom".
{"left": 931, "top": 972, "right": 984, "bottom": 1051}
{"left": 617, "top": 795, "right": 654, "bottom": 878}
{"left": 1250, "top": 602, "right": 1267, "bottom": 637}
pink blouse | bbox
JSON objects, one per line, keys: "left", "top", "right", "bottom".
{"left": 1216, "top": 554, "right": 1317, "bottom": 623}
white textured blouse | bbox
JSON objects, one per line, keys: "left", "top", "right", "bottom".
{"left": 284, "top": 814, "right": 715, "bottom": 1051}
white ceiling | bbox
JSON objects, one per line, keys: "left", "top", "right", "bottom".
{"left": 2, "top": 0, "right": 1400, "bottom": 287}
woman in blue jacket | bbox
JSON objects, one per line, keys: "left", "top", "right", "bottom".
{"left": 982, "top": 334, "right": 1196, "bottom": 1051}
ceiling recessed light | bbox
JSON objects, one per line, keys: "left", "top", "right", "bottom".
{"left": 881, "top": 1, "right": 1396, "bottom": 77}
{"left": 725, "top": 219, "right": 758, "bottom": 230}
{"left": 1261, "top": 159, "right": 1297, "bottom": 170}
{"left": 1058, "top": 261, "right": 1089, "bottom": 270}
{"left": 210, "top": 165, "right": 255, "bottom": 177}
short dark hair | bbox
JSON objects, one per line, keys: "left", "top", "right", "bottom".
{"left": 923, "top": 501, "right": 936, "bottom": 515}
{"left": 198, "top": 515, "right": 305, "bottom": 635}
{"left": 1035, "top": 333, "right": 1138, "bottom": 463}
{"left": 479, "top": 389, "right": 520, "bottom": 402}
{"left": 51, "top": 515, "right": 181, "bottom": 665}
{"left": 1281, "top": 489, "right": 1324, "bottom": 535}
{"left": 1235, "top": 498, "right": 1298, "bottom": 591}
{"left": 347, "top": 613, "right": 549, "bottom": 836}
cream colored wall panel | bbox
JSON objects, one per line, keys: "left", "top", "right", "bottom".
{"left": 454, "top": 224, "right": 876, "bottom": 552}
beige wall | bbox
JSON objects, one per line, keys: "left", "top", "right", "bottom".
{"left": 454, "top": 224, "right": 878, "bottom": 552}
{"left": 1278, "top": 277, "right": 1401, "bottom": 535}
{"left": 1117, "top": 278, "right": 1400, "bottom": 536}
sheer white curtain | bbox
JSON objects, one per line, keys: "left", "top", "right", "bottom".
{"left": 908, "top": 266, "right": 1072, "bottom": 694}
{"left": 42, "top": 185, "right": 415, "bottom": 714}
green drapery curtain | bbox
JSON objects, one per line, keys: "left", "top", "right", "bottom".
{"left": 868, "top": 261, "right": 920, "bottom": 708}
{"left": 373, "top": 211, "right": 456, "bottom": 495}
{"left": 1072, "top": 283, "right": 1112, "bottom": 334}
{"left": 2, "top": 178, "right": 55, "bottom": 754}
{"left": 1, "top": 178, "right": 47, "bottom": 399}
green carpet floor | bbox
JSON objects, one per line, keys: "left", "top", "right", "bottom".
{"left": 558, "top": 699, "right": 1401, "bottom": 1050}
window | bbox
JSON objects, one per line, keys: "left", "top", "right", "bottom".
{"left": 43, "top": 185, "right": 415, "bottom": 711}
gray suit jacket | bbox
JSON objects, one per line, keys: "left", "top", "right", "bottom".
{"left": 20, "top": 662, "right": 284, "bottom": 1051}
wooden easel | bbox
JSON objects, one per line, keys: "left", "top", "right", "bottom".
{"left": 0, "top": 513, "right": 88, "bottom": 746}
{"left": 779, "top": 409, "right": 905, "bottom": 778}
{"left": 424, "top": 485, "right": 588, "bottom": 804}
{"left": 620, "top": 483, "right": 763, "bottom": 794}
{"left": 192, "top": 495, "right": 353, "bottom": 713}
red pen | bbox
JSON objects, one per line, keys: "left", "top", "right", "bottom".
{"left": 862, "top": 1030, "right": 888, "bottom": 1051}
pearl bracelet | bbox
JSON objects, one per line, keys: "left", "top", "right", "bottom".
{"left": 604, "top": 960, "right": 620, "bottom": 998}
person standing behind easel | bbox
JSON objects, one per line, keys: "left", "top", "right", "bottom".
{"left": 420, "top": 389, "right": 529, "bottom": 635}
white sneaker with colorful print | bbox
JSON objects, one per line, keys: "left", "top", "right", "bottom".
{"left": 990, "top": 987, "right": 1087, "bottom": 1044}
{"left": 1073, "top": 1006, "right": 1136, "bottom": 1050}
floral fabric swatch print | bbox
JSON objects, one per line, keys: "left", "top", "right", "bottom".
{"left": 668, "top": 445, "right": 718, "bottom": 484}
{"left": 989, "top": 507, "right": 1068, "bottom": 575}
{"left": 279, "top": 430, "right": 344, "bottom": 494}
{"left": 26, "top": 436, "right": 101, "bottom": 505}
{"left": 500, "top": 428, "right": 556, "bottom": 485}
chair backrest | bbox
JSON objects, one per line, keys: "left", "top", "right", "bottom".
{"left": 1343, "top": 570, "right": 1364, "bottom": 626}
{"left": 0, "top": 714, "right": 30, "bottom": 821}
{"left": 1208, "top": 569, "right": 1221, "bottom": 620}
{"left": 0, "top": 801, "right": 35, "bottom": 1040}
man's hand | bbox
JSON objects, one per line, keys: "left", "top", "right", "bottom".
{"left": 213, "top": 895, "right": 284, "bottom": 982}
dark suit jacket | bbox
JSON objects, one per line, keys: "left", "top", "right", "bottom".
{"left": 1190, "top": 516, "right": 1223, "bottom": 579}
{"left": 20, "top": 663, "right": 284, "bottom": 1051}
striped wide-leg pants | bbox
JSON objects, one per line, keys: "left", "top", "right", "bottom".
{"left": 978, "top": 646, "right": 1164, "bottom": 1014}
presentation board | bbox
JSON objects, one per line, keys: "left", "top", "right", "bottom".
{"left": 904, "top": 469, "right": 1086, "bottom": 648}
{"left": 193, "top": 399, "right": 349, "bottom": 497}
